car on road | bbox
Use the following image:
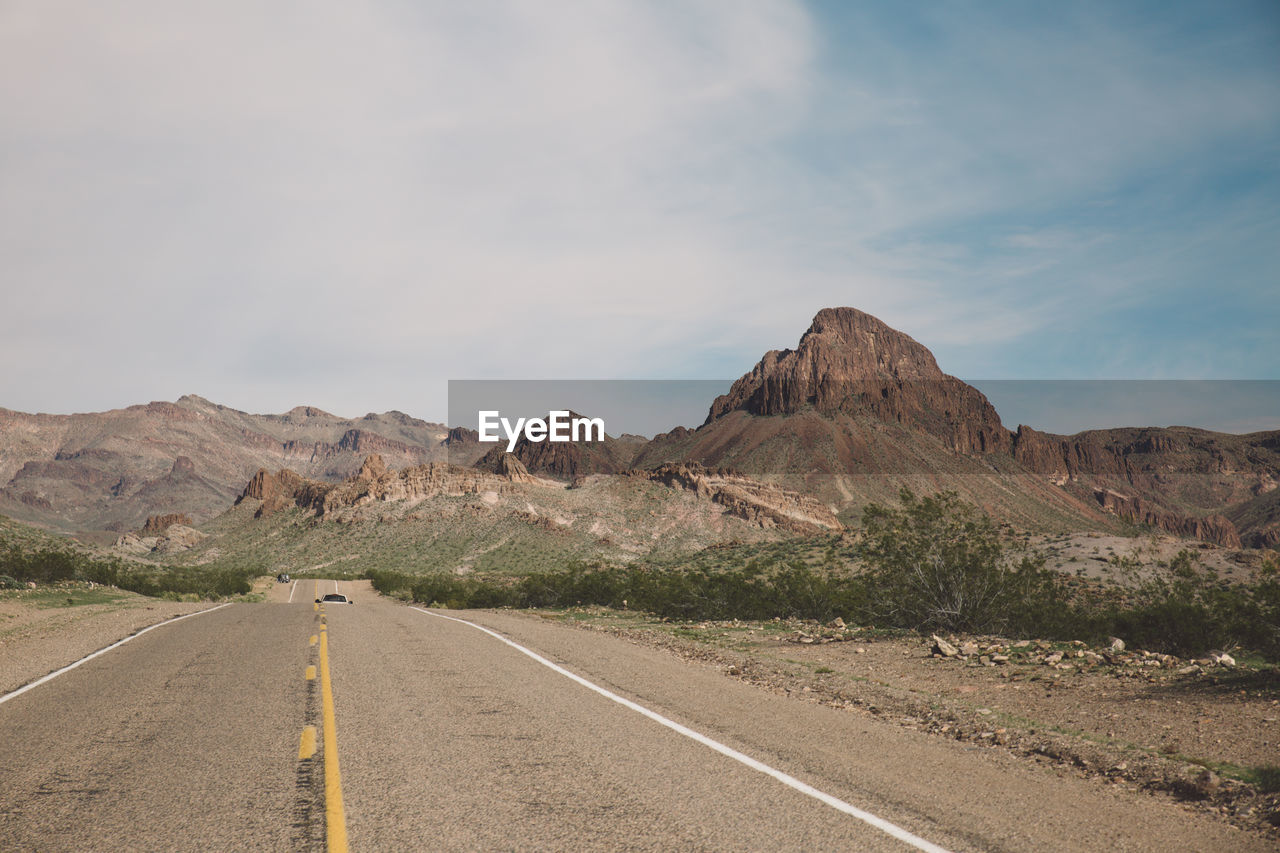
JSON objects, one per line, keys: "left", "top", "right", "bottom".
{"left": 316, "top": 593, "right": 353, "bottom": 604}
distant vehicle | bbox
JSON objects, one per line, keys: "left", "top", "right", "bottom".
{"left": 276, "top": 573, "right": 290, "bottom": 583}
{"left": 317, "top": 593, "right": 353, "bottom": 604}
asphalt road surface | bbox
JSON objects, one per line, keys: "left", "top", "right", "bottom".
{"left": 0, "top": 580, "right": 1265, "bottom": 851}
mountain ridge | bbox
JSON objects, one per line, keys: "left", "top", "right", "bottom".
{"left": 1, "top": 308, "right": 1276, "bottom": 549}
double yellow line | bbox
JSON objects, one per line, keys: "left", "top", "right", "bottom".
{"left": 300, "top": 591, "right": 348, "bottom": 852}
{"left": 319, "top": 617, "right": 347, "bottom": 851}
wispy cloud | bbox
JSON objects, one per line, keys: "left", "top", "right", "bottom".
{"left": 1, "top": 1, "right": 1276, "bottom": 420}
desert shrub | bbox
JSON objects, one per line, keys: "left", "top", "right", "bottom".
{"left": 1087, "top": 552, "right": 1280, "bottom": 658}
{"left": 860, "top": 489, "right": 1062, "bottom": 634}
{"left": 1, "top": 544, "right": 82, "bottom": 584}
{"left": 0, "top": 537, "right": 251, "bottom": 599}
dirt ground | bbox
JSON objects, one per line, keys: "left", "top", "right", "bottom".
{"left": 1035, "top": 531, "right": 1272, "bottom": 584}
{"left": 540, "top": 607, "right": 1280, "bottom": 842}
{"left": 0, "top": 584, "right": 211, "bottom": 695}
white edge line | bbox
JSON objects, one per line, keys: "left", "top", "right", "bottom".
{"left": 288, "top": 580, "right": 298, "bottom": 604}
{"left": 0, "top": 603, "right": 233, "bottom": 707}
{"left": 411, "top": 607, "right": 952, "bottom": 853}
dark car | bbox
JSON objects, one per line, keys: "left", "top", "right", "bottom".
{"left": 316, "top": 593, "right": 353, "bottom": 604}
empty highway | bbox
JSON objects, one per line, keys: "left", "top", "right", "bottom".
{"left": 0, "top": 581, "right": 1263, "bottom": 851}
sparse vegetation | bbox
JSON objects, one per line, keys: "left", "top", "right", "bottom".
{"left": 0, "top": 537, "right": 252, "bottom": 599}
{"left": 860, "top": 489, "right": 1061, "bottom": 634}
{"left": 370, "top": 490, "right": 1280, "bottom": 662}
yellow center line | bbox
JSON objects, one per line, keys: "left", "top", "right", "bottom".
{"left": 319, "top": 621, "right": 348, "bottom": 852}
{"left": 298, "top": 725, "right": 317, "bottom": 760}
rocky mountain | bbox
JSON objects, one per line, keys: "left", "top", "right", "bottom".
{"left": 705, "top": 307, "right": 1010, "bottom": 454}
{"left": 638, "top": 307, "right": 1278, "bottom": 546}
{"left": 1011, "top": 425, "right": 1280, "bottom": 548}
{"left": 472, "top": 412, "right": 647, "bottom": 479}
{"left": 175, "top": 453, "right": 840, "bottom": 575}
{"left": 0, "top": 395, "right": 449, "bottom": 533}
{"left": 4, "top": 308, "right": 1275, "bottom": 550}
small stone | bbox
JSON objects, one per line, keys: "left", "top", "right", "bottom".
{"left": 991, "top": 654, "right": 1010, "bottom": 664}
{"left": 959, "top": 641, "right": 980, "bottom": 656}
{"left": 931, "top": 635, "right": 959, "bottom": 657}
{"left": 827, "top": 617, "right": 846, "bottom": 629}
{"left": 1109, "top": 637, "right": 1126, "bottom": 652}
{"left": 1193, "top": 769, "right": 1220, "bottom": 798}
{"left": 1044, "top": 651, "right": 1064, "bottom": 665}
{"left": 1177, "top": 665, "right": 1200, "bottom": 675}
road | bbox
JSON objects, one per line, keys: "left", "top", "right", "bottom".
{"left": 0, "top": 581, "right": 1265, "bottom": 851}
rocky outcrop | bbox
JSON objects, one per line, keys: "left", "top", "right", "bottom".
{"left": 239, "top": 455, "right": 529, "bottom": 519}
{"left": 141, "top": 513, "right": 193, "bottom": 534}
{"left": 237, "top": 468, "right": 307, "bottom": 504}
{"left": 1094, "top": 489, "right": 1242, "bottom": 548}
{"left": 494, "top": 453, "right": 536, "bottom": 484}
{"left": 1011, "top": 424, "right": 1277, "bottom": 545}
{"left": 236, "top": 467, "right": 308, "bottom": 518}
{"left": 637, "top": 463, "right": 842, "bottom": 535}
{"left": 444, "top": 426, "right": 479, "bottom": 445}
{"left": 113, "top": 522, "right": 207, "bottom": 555}
{"left": 474, "top": 412, "right": 641, "bottom": 479}
{"left": 705, "top": 307, "right": 1010, "bottom": 454}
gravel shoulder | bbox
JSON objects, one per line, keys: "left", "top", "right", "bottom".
{"left": 0, "top": 585, "right": 212, "bottom": 695}
{"left": 533, "top": 606, "right": 1280, "bottom": 843}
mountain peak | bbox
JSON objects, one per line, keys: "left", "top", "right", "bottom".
{"left": 706, "top": 307, "right": 1010, "bottom": 454}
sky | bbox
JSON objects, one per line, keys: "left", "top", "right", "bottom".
{"left": 2, "top": 1, "right": 1278, "bottom": 431}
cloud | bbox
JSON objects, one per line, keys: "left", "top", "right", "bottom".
{"left": 1, "top": 1, "right": 1276, "bottom": 421}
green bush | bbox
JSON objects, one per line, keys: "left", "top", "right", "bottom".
{"left": 860, "top": 489, "right": 1062, "bottom": 634}
{"left": 1, "top": 537, "right": 252, "bottom": 600}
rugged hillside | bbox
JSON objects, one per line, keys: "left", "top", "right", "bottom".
{"left": 157, "top": 454, "right": 842, "bottom": 575}
{"left": 472, "top": 412, "right": 647, "bottom": 479}
{"left": 4, "top": 307, "right": 1275, "bottom": 550}
{"left": 638, "top": 308, "right": 1278, "bottom": 546}
{"left": 1012, "top": 426, "right": 1280, "bottom": 548}
{"left": 705, "top": 307, "right": 1010, "bottom": 454}
{"left": 0, "top": 395, "right": 449, "bottom": 533}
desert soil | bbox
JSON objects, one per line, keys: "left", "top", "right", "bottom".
{"left": 0, "top": 585, "right": 214, "bottom": 695}
{"left": 539, "top": 606, "right": 1280, "bottom": 842}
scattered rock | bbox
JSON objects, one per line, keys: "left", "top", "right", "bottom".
{"left": 931, "top": 635, "right": 959, "bottom": 657}
{"left": 1109, "top": 637, "right": 1126, "bottom": 652}
{"left": 141, "top": 512, "right": 193, "bottom": 535}
{"left": 1208, "top": 650, "right": 1236, "bottom": 667}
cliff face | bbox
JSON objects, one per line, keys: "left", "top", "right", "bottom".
{"left": 1012, "top": 425, "right": 1280, "bottom": 547}
{"left": 1093, "top": 488, "right": 1242, "bottom": 548}
{"left": 706, "top": 307, "right": 1010, "bottom": 454}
